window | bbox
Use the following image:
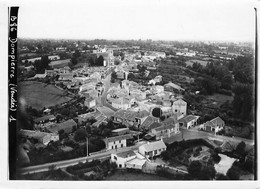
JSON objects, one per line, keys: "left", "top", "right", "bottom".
{"left": 114, "top": 141, "right": 116, "bottom": 144}
{"left": 154, "top": 150, "right": 157, "bottom": 155}
{"left": 175, "top": 110, "right": 177, "bottom": 112}
{"left": 121, "top": 144, "right": 123, "bottom": 147}
{"left": 119, "top": 140, "right": 121, "bottom": 143}
{"left": 114, "top": 156, "right": 117, "bottom": 160}
{"left": 119, "top": 164, "right": 122, "bottom": 168}
{"left": 112, "top": 146, "right": 114, "bottom": 149}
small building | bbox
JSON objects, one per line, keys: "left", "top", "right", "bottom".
{"left": 19, "top": 129, "right": 59, "bottom": 145}
{"left": 179, "top": 115, "right": 199, "bottom": 129}
{"left": 111, "top": 150, "right": 136, "bottom": 168}
{"left": 103, "top": 134, "right": 133, "bottom": 150}
{"left": 203, "top": 117, "right": 225, "bottom": 133}
{"left": 50, "top": 59, "right": 71, "bottom": 69}
{"left": 112, "top": 128, "right": 130, "bottom": 136}
{"left": 138, "top": 140, "right": 166, "bottom": 159}
{"left": 33, "top": 115, "right": 56, "bottom": 127}
{"left": 172, "top": 99, "right": 187, "bottom": 116}
{"left": 164, "top": 82, "right": 184, "bottom": 93}
{"left": 84, "top": 97, "right": 96, "bottom": 108}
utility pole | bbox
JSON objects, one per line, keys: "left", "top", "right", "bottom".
{"left": 86, "top": 136, "right": 88, "bottom": 157}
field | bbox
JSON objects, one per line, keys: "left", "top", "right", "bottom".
{"left": 207, "top": 93, "right": 234, "bottom": 106}
{"left": 105, "top": 169, "right": 168, "bottom": 180}
{"left": 19, "top": 81, "right": 71, "bottom": 110}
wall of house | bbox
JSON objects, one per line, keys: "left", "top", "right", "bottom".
{"left": 111, "top": 154, "right": 136, "bottom": 168}
{"left": 172, "top": 103, "right": 187, "bottom": 116}
{"left": 107, "top": 139, "right": 127, "bottom": 150}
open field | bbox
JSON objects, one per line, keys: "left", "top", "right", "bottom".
{"left": 207, "top": 93, "right": 234, "bottom": 106}
{"left": 105, "top": 169, "right": 168, "bottom": 180}
{"left": 19, "top": 81, "right": 71, "bottom": 110}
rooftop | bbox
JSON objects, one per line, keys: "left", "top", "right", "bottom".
{"left": 116, "top": 150, "right": 136, "bottom": 158}
{"left": 104, "top": 134, "right": 133, "bottom": 143}
{"left": 139, "top": 140, "right": 166, "bottom": 152}
{"left": 179, "top": 115, "right": 199, "bottom": 123}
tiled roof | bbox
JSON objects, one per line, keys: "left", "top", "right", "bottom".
{"left": 104, "top": 134, "right": 133, "bottom": 143}
{"left": 141, "top": 116, "right": 157, "bottom": 129}
{"left": 179, "top": 115, "right": 198, "bottom": 123}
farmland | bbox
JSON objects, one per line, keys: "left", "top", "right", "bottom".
{"left": 18, "top": 81, "right": 71, "bottom": 110}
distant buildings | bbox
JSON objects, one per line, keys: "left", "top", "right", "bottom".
{"left": 33, "top": 115, "right": 56, "bottom": 128}
{"left": 112, "top": 109, "right": 149, "bottom": 127}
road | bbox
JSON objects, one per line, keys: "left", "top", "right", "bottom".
{"left": 163, "top": 127, "right": 254, "bottom": 146}
{"left": 18, "top": 141, "right": 146, "bottom": 175}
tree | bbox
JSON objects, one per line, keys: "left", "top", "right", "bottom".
{"left": 74, "top": 128, "right": 87, "bottom": 142}
{"left": 96, "top": 55, "right": 104, "bottom": 66}
{"left": 152, "top": 107, "right": 162, "bottom": 118}
{"left": 226, "top": 166, "right": 240, "bottom": 180}
{"left": 188, "top": 160, "right": 202, "bottom": 177}
{"left": 235, "top": 141, "right": 246, "bottom": 157}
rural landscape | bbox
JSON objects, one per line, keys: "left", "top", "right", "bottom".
{"left": 11, "top": 0, "right": 256, "bottom": 183}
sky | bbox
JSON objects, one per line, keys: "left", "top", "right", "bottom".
{"left": 13, "top": 0, "right": 257, "bottom": 42}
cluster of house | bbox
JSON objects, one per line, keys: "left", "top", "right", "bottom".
{"left": 110, "top": 140, "right": 166, "bottom": 170}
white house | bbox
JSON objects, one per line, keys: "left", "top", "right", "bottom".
{"left": 202, "top": 117, "right": 225, "bottom": 133}
{"left": 111, "top": 150, "right": 136, "bottom": 168}
{"left": 172, "top": 99, "right": 187, "bottom": 116}
{"left": 138, "top": 140, "right": 166, "bottom": 159}
{"left": 104, "top": 134, "right": 133, "bottom": 150}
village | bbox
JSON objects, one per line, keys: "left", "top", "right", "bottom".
{"left": 16, "top": 40, "right": 255, "bottom": 180}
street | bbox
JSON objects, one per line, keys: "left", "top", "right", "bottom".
{"left": 163, "top": 127, "right": 254, "bottom": 146}
{"left": 18, "top": 141, "right": 146, "bottom": 175}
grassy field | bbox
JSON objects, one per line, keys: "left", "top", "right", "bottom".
{"left": 19, "top": 81, "right": 71, "bottom": 110}
{"left": 207, "top": 93, "right": 234, "bottom": 106}
{"left": 105, "top": 170, "right": 168, "bottom": 180}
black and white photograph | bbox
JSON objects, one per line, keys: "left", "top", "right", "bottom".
{"left": 1, "top": 0, "right": 259, "bottom": 187}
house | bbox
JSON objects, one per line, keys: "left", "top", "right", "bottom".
{"left": 112, "top": 109, "right": 149, "bottom": 127}
{"left": 111, "top": 150, "right": 136, "bottom": 168}
{"left": 103, "top": 134, "right": 133, "bottom": 150}
{"left": 179, "top": 115, "right": 199, "bottom": 129}
{"left": 203, "top": 117, "right": 225, "bottom": 133}
{"left": 46, "top": 119, "right": 77, "bottom": 134}
{"left": 139, "top": 140, "right": 166, "bottom": 159}
{"left": 19, "top": 129, "right": 59, "bottom": 145}
{"left": 33, "top": 115, "right": 56, "bottom": 127}
{"left": 112, "top": 128, "right": 130, "bottom": 136}
{"left": 84, "top": 97, "right": 96, "bottom": 108}
{"left": 164, "top": 82, "right": 184, "bottom": 93}
{"left": 151, "top": 117, "right": 180, "bottom": 140}
{"left": 172, "top": 99, "right": 187, "bottom": 116}
{"left": 140, "top": 116, "right": 159, "bottom": 130}
{"left": 50, "top": 59, "right": 71, "bottom": 69}
{"left": 58, "top": 73, "right": 74, "bottom": 81}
